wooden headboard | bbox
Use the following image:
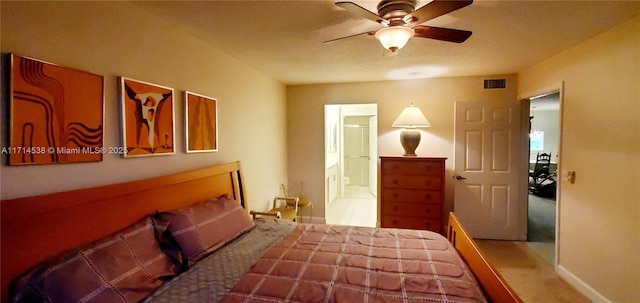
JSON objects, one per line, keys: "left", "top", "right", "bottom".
{"left": 0, "top": 161, "right": 247, "bottom": 302}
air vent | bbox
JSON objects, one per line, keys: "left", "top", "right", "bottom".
{"left": 483, "top": 79, "right": 507, "bottom": 89}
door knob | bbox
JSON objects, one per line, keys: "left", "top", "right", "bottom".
{"left": 454, "top": 175, "right": 467, "bottom": 180}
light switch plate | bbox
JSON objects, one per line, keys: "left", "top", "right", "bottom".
{"left": 563, "top": 171, "right": 575, "bottom": 183}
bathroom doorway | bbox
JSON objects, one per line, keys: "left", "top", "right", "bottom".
{"left": 324, "top": 104, "right": 377, "bottom": 227}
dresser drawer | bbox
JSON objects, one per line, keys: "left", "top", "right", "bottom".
{"left": 382, "top": 215, "right": 442, "bottom": 233}
{"left": 382, "top": 202, "right": 441, "bottom": 218}
{"left": 381, "top": 160, "right": 443, "bottom": 176}
{"left": 382, "top": 175, "right": 442, "bottom": 190}
{"left": 382, "top": 189, "right": 442, "bottom": 204}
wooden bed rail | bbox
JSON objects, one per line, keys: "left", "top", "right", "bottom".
{"left": 447, "top": 212, "right": 523, "bottom": 303}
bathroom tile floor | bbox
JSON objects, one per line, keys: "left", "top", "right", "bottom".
{"left": 325, "top": 186, "right": 377, "bottom": 227}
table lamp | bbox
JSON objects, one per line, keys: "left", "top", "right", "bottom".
{"left": 392, "top": 103, "right": 431, "bottom": 156}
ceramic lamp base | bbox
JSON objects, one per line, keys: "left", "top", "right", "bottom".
{"left": 400, "top": 129, "right": 421, "bottom": 156}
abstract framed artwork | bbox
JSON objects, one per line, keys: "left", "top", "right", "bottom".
{"left": 119, "top": 77, "right": 175, "bottom": 157}
{"left": 8, "top": 54, "right": 104, "bottom": 165}
{"left": 185, "top": 91, "right": 218, "bottom": 153}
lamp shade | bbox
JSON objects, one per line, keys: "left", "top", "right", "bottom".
{"left": 392, "top": 104, "right": 431, "bottom": 128}
{"left": 375, "top": 26, "right": 414, "bottom": 52}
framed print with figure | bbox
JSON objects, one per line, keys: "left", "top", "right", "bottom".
{"left": 119, "top": 77, "right": 175, "bottom": 157}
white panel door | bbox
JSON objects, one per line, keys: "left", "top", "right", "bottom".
{"left": 454, "top": 100, "right": 522, "bottom": 240}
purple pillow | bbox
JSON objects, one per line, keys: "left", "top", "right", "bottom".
{"left": 156, "top": 196, "right": 254, "bottom": 266}
{"left": 12, "top": 217, "right": 178, "bottom": 303}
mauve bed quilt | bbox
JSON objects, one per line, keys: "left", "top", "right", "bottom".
{"left": 220, "top": 224, "right": 487, "bottom": 303}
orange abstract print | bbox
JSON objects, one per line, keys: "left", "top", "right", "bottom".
{"left": 121, "top": 78, "right": 175, "bottom": 157}
{"left": 8, "top": 54, "right": 104, "bottom": 165}
{"left": 186, "top": 92, "right": 218, "bottom": 153}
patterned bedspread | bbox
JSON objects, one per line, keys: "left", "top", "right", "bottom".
{"left": 221, "top": 224, "right": 487, "bottom": 303}
{"left": 146, "top": 220, "right": 486, "bottom": 303}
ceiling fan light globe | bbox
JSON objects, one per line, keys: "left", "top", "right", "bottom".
{"left": 375, "top": 26, "right": 414, "bottom": 51}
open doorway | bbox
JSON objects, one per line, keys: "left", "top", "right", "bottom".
{"left": 324, "top": 104, "right": 377, "bottom": 227}
{"left": 526, "top": 92, "right": 560, "bottom": 265}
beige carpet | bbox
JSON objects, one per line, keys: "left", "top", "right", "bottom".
{"left": 475, "top": 240, "right": 592, "bottom": 303}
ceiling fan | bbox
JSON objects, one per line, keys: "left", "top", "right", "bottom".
{"left": 324, "top": 0, "right": 473, "bottom": 52}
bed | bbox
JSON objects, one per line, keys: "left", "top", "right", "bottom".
{"left": 1, "top": 161, "right": 521, "bottom": 303}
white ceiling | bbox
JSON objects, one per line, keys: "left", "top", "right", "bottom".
{"left": 132, "top": 1, "right": 639, "bottom": 85}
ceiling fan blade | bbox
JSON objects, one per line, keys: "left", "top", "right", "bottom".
{"left": 406, "top": 0, "right": 473, "bottom": 25}
{"left": 336, "top": 1, "right": 386, "bottom": 24}
{"left": 413, "top": 25, "right": 472, "bottom": 43}
{"left": 323, "top": 30, "right": 377, "bottom": 44}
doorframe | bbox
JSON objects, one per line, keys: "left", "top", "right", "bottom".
{"left": 518, "top": 81, "right": 565, "bottom": 270}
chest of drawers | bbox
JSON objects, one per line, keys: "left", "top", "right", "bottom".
{"left": 380, "top": 156, "right": 446, "bottom": 234}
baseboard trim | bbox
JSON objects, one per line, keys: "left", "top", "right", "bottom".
{"left": 302, "top": 216, "right": 326, "bottom": 225}
{"left": 557, "top": 265, "right": 611, "bottom": 303}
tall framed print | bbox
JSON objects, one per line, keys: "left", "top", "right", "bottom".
{"left": 119, "top": 77, "right": 175, "bottom": 157}
{"left": 8, "top": 54, "right": 104, "bottom": 165}
{"left": 185, "top": 91, "right": 218, "bottom": 153}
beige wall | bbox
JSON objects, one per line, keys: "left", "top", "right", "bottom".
{"left": 519, "top": 15, "right": 640, "bottom": 302}
{"left": 0, "top": 2, "right": 288, "bottom": 211}
{"left": 287, "top": 74, "right": 518, "bottom": 221}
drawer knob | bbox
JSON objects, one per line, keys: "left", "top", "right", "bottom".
{"left": 392, "top": 219, "right": 399, "bottom": 225}
{"left": 424, "top": 194, "right": 431, "bottom": 200}
{"left": 393, "top": 179, "right": 399, "bottom": 185}
{"left": 424, "top": 222, "right": 431, "bottom": 228}
{"left": 425, "top": 208, "right": 431, "bottom": 214}
{"left": 393, "top": 193, "right": 399, "bottom": 198}
{"left": 425, "top": 180, "right": 431, "bottom": 186}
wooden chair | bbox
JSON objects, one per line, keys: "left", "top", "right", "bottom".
{"left": 250, "top": 196, "right": 299, "bottom": 222}
{"left": 281, "top": 183, "right": 313, "bottom": 222}
{"left": 529, "top": 152, "right": 551, "bottom": 193}
{"left": 271, "top": 196, "right": 299, "bottom": 221}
